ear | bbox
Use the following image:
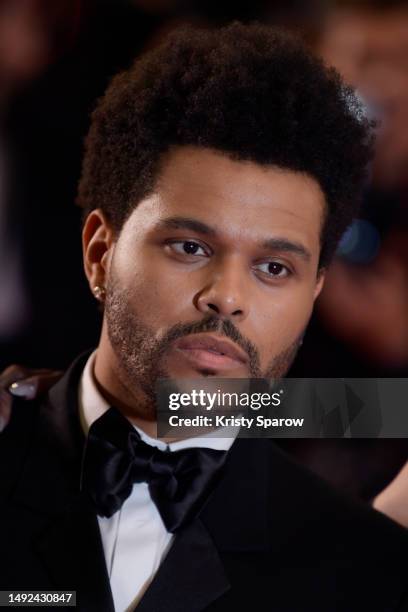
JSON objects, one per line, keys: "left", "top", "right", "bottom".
{"left": 82, "top": 209, "right": 115, "bottom": 297}
{"left": 313, "top": 267, "right": 326, "bottom": 301}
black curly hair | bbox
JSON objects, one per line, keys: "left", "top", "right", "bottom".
{"left": 77, "top": 22, "right": 374, "bottom": 267}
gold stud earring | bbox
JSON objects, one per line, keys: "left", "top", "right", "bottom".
{"left": 93, "top": 285, "right": 106, "bottom": 301}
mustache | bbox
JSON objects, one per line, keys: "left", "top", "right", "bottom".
{"left": 157, "top": 315, "right": 261, "bottom": 376}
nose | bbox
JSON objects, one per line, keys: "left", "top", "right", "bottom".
{"left": 194, "top": 257, "right": 249, "bottom": 323}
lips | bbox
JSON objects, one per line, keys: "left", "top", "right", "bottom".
{"left": 174, "top": 333, "right": 248, "bottom": 366}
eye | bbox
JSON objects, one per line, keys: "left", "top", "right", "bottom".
{"left": 166, "top": 240, "right": 209, "bottom": 257}
{"left": 254, "top": 261, "right": 291, "bottom": 279}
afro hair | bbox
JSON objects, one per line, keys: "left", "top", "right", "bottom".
{"left": 77, "top": 22, "right": 374, "bottom": 266}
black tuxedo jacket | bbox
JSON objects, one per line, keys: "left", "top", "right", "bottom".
{"left": 1, "top": 354, "right": 408, "bottom": 612}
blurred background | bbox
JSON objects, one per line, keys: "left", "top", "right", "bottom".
{"left": 0, "top": 0, "right": 407, "bottom": 500}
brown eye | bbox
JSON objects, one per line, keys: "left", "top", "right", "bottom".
{"left": 182, "top": 241, "right": 200, "bottom": 254}
{"left": 168, "top": 240, "right": 208, "bottom": 257}
{"left": 254, "top": 261, "right": 291, "bottom": 278}
{"left": 268, "top": 262, "right": 285, "bottom": 276}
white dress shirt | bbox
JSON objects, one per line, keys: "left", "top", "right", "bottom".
{"left": 78, "top": 352, "right": 237, "bottom": 612}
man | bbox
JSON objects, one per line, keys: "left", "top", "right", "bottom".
{"left": 1, "top": 23, "right": 407, "bottom": 612}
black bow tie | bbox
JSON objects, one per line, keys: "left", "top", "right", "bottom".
{"left": 80, "top": 407, "right": 227, "bottom": 533}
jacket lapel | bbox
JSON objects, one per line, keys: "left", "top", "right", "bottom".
{"left": 199, "top": 437, "right": 271, "bottom": 552}
{"left": 10, "top": 352, "right": 115, "bottom": 612}
{"left": 33, "top": 496, "right": 114, "bottom": 612}
{"left": 136, "top": 519, "right": 230, "bottom": 612}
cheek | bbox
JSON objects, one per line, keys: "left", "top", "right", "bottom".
{"left": 251, "top": 285, "right": 316, "bottom": 360}
{"left": 111, "top": 244, "right": 196, "bottom": 332}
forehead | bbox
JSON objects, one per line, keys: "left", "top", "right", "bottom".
{"left": 127, "top": 146, "right": 326, "bottom": 249}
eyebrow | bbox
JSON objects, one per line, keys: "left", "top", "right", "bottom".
{"left": 157, "top": 216, "right": 311, "bottom": 262}
{"left": 261, "top": 238, "right": 311, "bottom": 262}
{"left": 157, "top": 216, "right": 216, "bottom": 236}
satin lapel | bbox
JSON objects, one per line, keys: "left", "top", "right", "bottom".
{"left": 199, "top": 437, "right": 271, "bottom": 552}
{"left": 136, "top": 519, "right": 230, "bottom": 612}
{"left": 33, "top": 494, "right": 114, "bottom": 612}
{"left": 10, "top": 352, "right": 114, "bottom": 612}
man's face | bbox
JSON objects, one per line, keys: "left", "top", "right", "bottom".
{"left": 94, "top": 147, "right": 326, "bottom": 399}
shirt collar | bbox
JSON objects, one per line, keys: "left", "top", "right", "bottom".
{"left": 78, "top": 351, "right": 238, "bottom": 453}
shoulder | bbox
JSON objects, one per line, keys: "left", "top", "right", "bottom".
{"left": 0, "top": 397, "right": 42, "bottom": 501}
{"left": 265, "top": 439, "right": 408, "bottom": 564}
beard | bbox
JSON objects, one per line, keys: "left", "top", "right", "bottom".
{"left": 104, "top": 275, "right": 304, "bottom": 416}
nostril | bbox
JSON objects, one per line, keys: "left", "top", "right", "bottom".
{"left": 208, "top": 303, "right": 219, "bottom": 313}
